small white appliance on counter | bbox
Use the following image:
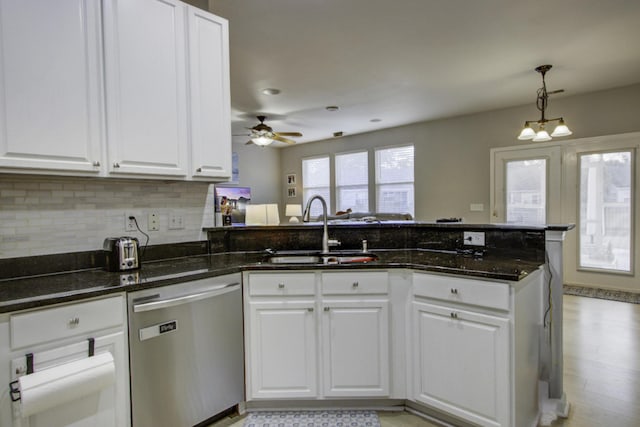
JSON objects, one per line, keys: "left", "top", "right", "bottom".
{"left": 127, "top": 273, "right": 244, "bottom": 427}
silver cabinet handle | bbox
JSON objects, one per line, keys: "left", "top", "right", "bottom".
{"left": 352, "top": 281, "right": 359, "bottom": 288}
{"left": 450, "top": 312, "right": 458, "bottom": 319}
{"left": 68, "top": 317, "right": 80, "bottom": 326}
{"left": 113, "top": 162, "right": 120, "bottom": 168}
{"left": 450, "top": 288, "right": 458, "bottom": 294}
{"left": 307, "top": 308, "right": 314, "bottom": 312}
{"left": 196, "top": 167, "right": 202, "bottom": 172}
{"left": 93, "top": 161, "right": 100, "bottom": 167}
{"left": 278, "top": 282, "right": 285, "bottom": 289}
{"left": 133, "top": 283, "right": 240, "bottom": 312}
{"left": 324, "top": 307, "right": 330, "bottom": 312}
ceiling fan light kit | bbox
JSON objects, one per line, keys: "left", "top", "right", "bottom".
{"left": 517, "top": 64, "right": 573, "bottom": 142}
{"left": 246, "top": 116, "right": 303, "bottom": 147}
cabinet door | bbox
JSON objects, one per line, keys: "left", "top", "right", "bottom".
{"left": 10, "top": 332, "right": 130, "bottom": 427}
{"left": 103, "top": 0, "right": 188, "bottom": 177}
{"left": 412, "top": 301, "right": 509, "bottom": 427}
{"left": 248, "top": 300, "right": 317, "bottom": 399}
{"left": 321, "top": 300, "right": 390, "bottom": 397}
{"left": 0, "top": 0, "right": 102, "bottom": 174}
{"left": 187, "top": 7, "right": 231, "bottom": 180}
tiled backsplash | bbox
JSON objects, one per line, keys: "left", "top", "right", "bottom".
{"left": 0, "top": 175, "right": 215, "bottom": 258}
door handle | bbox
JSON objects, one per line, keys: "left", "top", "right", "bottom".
{"left": 133, "top": 283, "right": 240, "bottom": 313}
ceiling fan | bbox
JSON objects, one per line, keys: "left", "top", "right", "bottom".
{"left": 244, "top": 116, "right": 302, "bottom": 146}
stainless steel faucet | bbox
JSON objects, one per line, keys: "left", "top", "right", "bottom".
{"left": 302, "top": 195, "right": 340, "bottom": 254}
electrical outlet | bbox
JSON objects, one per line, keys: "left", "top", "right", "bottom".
{"left": 463, "top": 231, "right": 485, "bottom": 246}
{"left": 148, "top": 213, "right": 159, "bottom": 231}
{"left": 168, "top": 212, "right": 185, "bottom": 230}
{"left": 125, "top": 212, "right": 137, "bottom": 232}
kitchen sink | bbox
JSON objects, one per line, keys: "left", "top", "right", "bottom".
{"left": 265, "top": 251, "right": 378, "bottom": 265}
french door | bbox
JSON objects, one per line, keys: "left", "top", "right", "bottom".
{"left": 491, "top": 133, "right": 639, "bottom": 292}
{"left": 490, "top": 145, "right": 562, "bottom": 224}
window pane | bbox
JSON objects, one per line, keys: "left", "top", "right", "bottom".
{"left": 302, "top": 156, "right": 331, "bottom": 218}
{"left": 505, "top": 159, "right": 546, "bottom": 225}
{"left": 375, "top": 145, "right": 414, "bottom": 216}
{"left": 376, "top": 145, "right": 414, "bottom": 184}
{"left": 336, "top": 151, "right": 368, "bottom": 212}
{"left": 579, "top": 151, "right": 632, "bottom": 272}
{"left": 377, "top": 183, "right": 414, "bottom": 214}
{"left": 303, "top": 157, "right": 330, "bottom": 187}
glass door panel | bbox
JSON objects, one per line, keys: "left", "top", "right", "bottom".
{"left": 579, "top": 151, "right": 633, "bottom": 273}
{"left": 505, "top": 159, "right": 546, "bottom": 225}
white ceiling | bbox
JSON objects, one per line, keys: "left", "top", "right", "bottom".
{"left": 209, "top": 0, "right": 640, "bottom": 146}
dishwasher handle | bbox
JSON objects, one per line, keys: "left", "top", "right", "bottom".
{"left": 133, "top": 282, "right": 240, "bottom": 313}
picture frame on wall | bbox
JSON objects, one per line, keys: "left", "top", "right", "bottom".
{"left": 286, "top": 173, "right": 296, "bottom": 186}
{"left": 287, "top": 187, "right": 297, "bottom": 198}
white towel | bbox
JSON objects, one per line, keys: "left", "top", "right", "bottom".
{"left": 17, "top": 352, "right": 115, "bottom": 417}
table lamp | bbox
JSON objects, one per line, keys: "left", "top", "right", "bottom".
{"left": 285, "top": 204, "right": 302, "bottom": 223}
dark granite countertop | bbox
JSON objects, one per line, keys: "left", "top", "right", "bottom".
{"left": 0, "top": 249, "right": 543, "bottom": 314}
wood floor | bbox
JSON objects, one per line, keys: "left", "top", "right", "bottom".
{"left": 212, "top": 294, "right": 640, "bottom": 427}
{"left": 549, "top": 294, "right": 640, "bottom": 427}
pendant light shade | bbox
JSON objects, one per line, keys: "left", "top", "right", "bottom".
{"left": 517, "top": 65, "right": 573, "bottom": 142}
{"left": 550, "top": 119, "right": 573, "bottom": 137}
{"left": 533, "top": 128, "right": 552, "bottom": 142}
{"left": 518, "top": 124, "right": 536, "bottom": 140}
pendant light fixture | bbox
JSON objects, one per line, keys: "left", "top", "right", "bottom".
{"left": 518, "top": 65, "right": 572, "bottom": 142}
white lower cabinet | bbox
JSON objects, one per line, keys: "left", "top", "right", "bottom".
{"left": 411, "top": 271, "right": 542, "bottom": 427}
{"left": 412, "top": 300, "right": 509, "bottom": 427}
{"left": 244, "top": 269, "right": 542, "bottom": 426}
{"left": 0, "top": 295, "right": 130, "bottom": 427}
{"left": 244, "top": 270, "right": 390, "bottom": 401}
{"left": 248, "top": 300, "right": 318, "bottom": 398}
{"left": 321, "top": 271, "right": 390, "bottom": 397}
{"left": 321, "top": 300, "right": 389, "bottom": 397}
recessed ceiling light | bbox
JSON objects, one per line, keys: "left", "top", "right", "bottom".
{"left": 325, "top": 106, "right": 339, "bottom": 112}
{"left": 370, "top": 118, "right": 382, "bottom": 122}
{"left": 262, "top": 88, "right": 281, "bottom": 95}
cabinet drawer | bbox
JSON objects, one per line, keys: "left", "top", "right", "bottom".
{"left": 249, "top": 273, "right": 316, "bottom": 296}
{"left": 10, "top": 296, "right": 125, "bottom": 349}
{"left": 413, "top": 273, "right": 510, "bottom": 311}
{"left": 322, "top": 271, "right": 388, "bottom": 295}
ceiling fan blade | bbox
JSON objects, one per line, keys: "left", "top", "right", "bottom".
{"left": 275, "top": 132, "right": 303, "bottom": 137}
{"left": 245, "top": 140, "right": 254, "bottom": 145}
{"left": 272, "top": 135, "right": 296, "bottom": 144}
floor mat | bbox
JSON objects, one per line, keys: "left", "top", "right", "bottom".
{"left": 564, "top": 284, "right": 639, "bottom": 304}
{"left": 243, "top": 410, "right": 381, "bottom": 427}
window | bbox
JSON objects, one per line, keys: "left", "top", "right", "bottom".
{"left": 335, "top": 151, "right": 368, "bottom": 212}
{"left": 302, "top": 156, "right": 330, "bottom": 217}
{"left": 505, "top": 159, "right": 546, "bottom": 225}
{"left": 375, "top": 145, "right": 414, "bottom": 215}
{"left": 579, "top": 151, "right": 632, "bottom": 272}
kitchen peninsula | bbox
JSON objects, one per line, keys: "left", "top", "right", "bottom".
{"left": 0, "top": 222, "right": 572, "bottom": 427}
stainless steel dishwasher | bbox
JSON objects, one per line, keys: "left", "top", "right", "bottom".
{"left": 127, "top": 273, "right": 244, "bottom": 427}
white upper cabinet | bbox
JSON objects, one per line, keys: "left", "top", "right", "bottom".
{"left": 103, "top": 0, "right": 188, "bottom": 177}
{"left": 187, "top": 7, "right": 231, "bottom": 180}
{"left": 0, "top": 0, "right": 231, "bottom": 181}
{"left": 0, "top": 0, "right": 103, "bottom": 173}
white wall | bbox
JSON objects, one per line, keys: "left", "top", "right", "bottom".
{"left": 232, "top": 141, "right": 281, "bottom": 205}
{"left": 280, "top": 83, "right": 640, "bottom": 222}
